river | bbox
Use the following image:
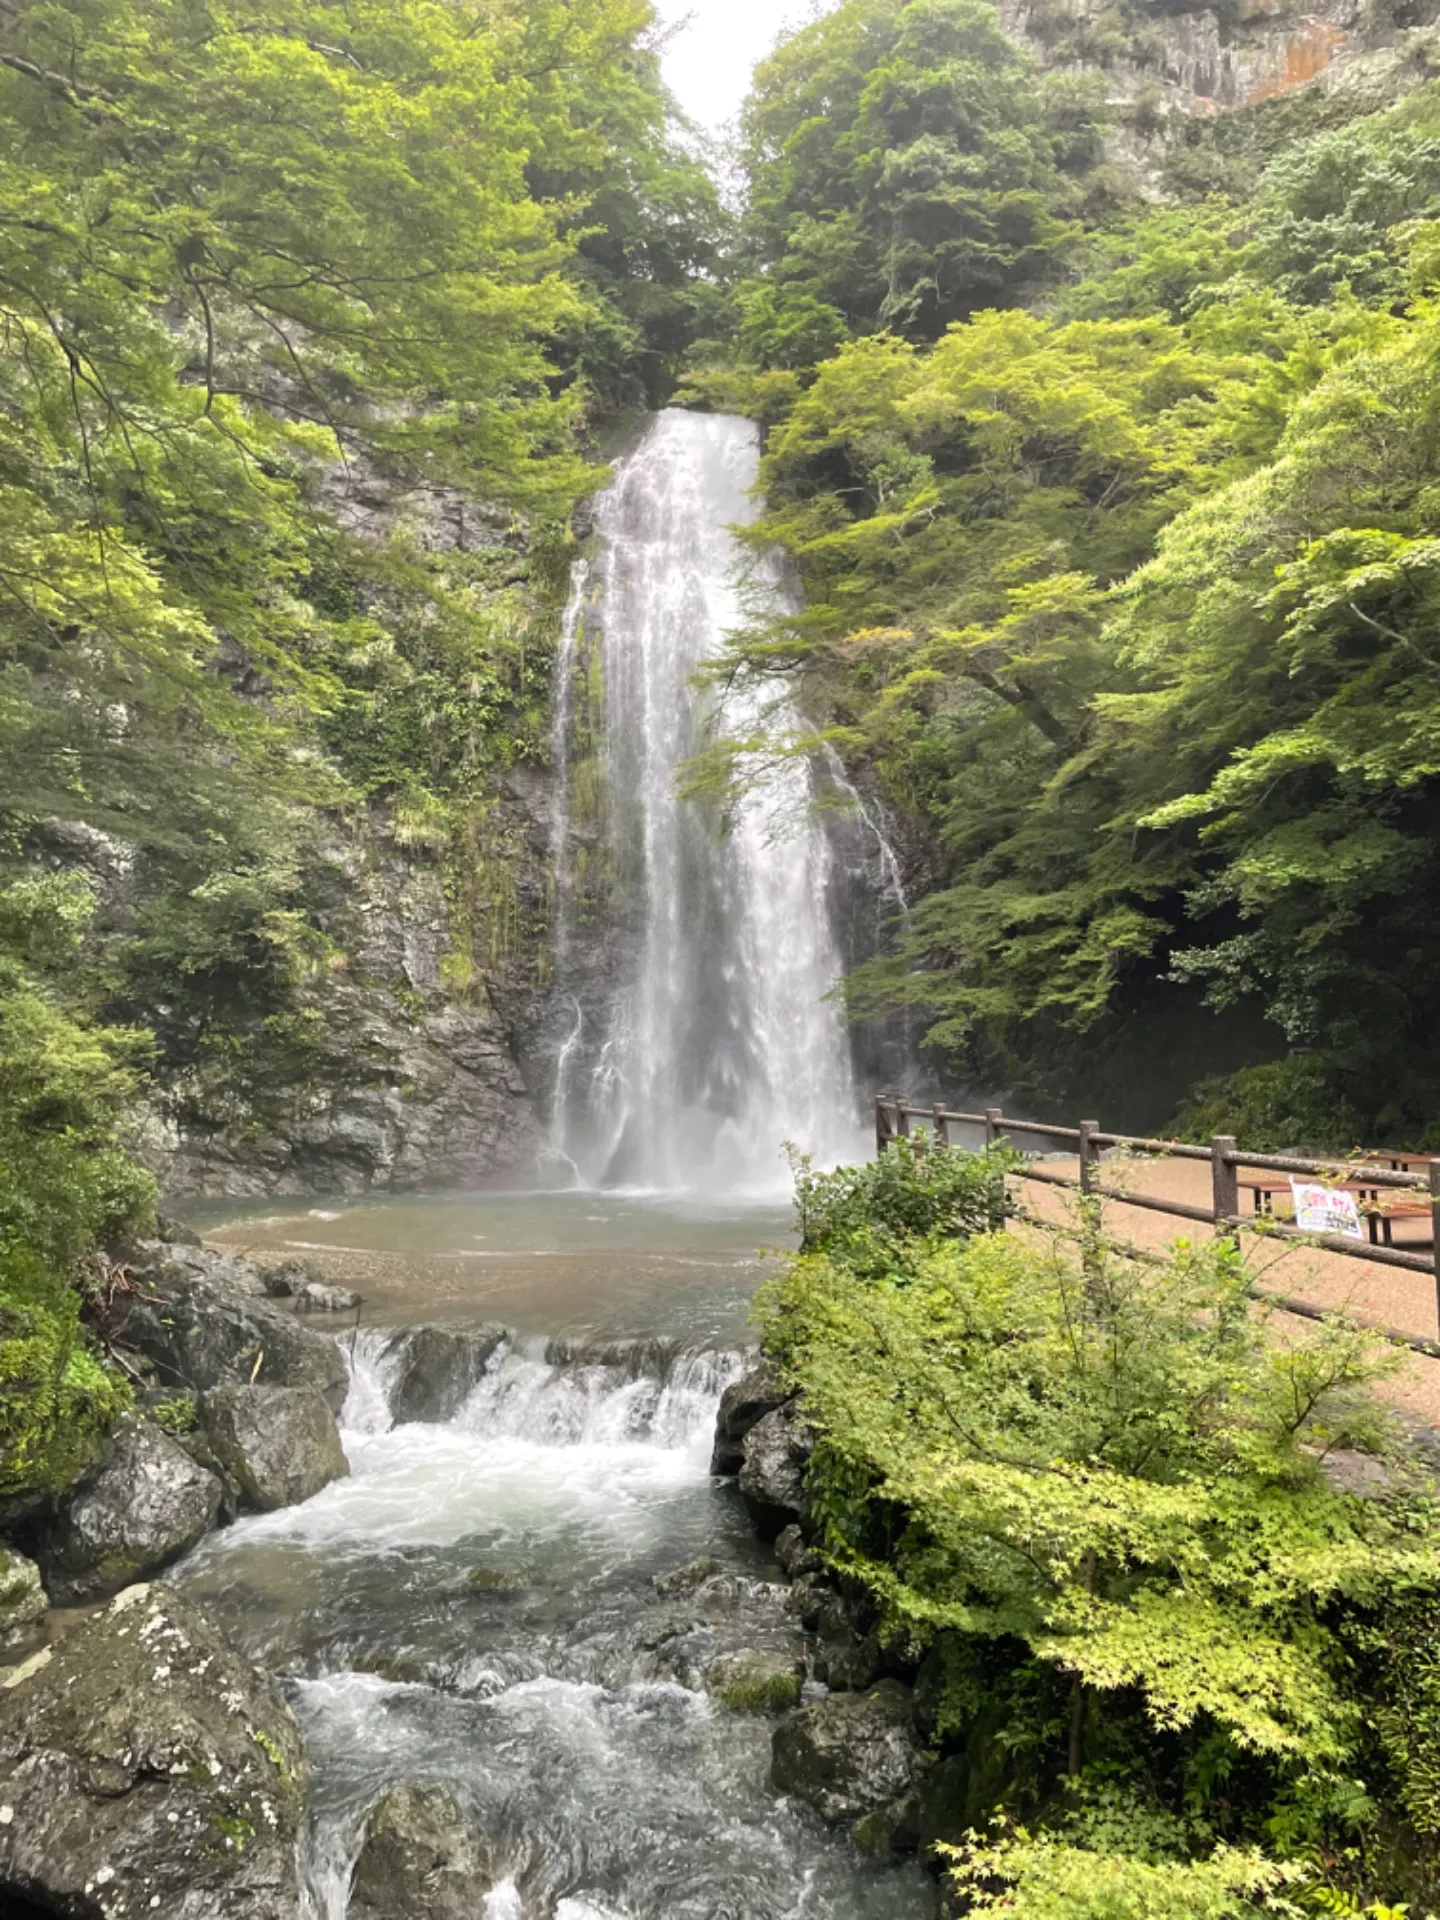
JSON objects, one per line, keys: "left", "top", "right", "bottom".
{"left": 178, "top": 1192, "right": 931, "bottom": 1918}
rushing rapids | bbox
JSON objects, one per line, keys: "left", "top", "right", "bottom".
{"left": 176, "top": 1296, "right": 929, "bottom": 1918}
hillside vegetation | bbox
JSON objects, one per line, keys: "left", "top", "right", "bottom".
{"left": 690, "top": 0, "right": 1440, "bottom": 1148}
{"left": 0, "top": 0, "right": 717, "bottom": 1497}
{"left": 766, "top": 1139, "right": 1440, "bottom": 1916}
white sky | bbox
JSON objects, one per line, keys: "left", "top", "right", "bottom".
{"left": 653, "top": 0, "right": 823, "bottom": 132}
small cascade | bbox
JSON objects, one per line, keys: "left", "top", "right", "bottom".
{"left": 180, "top": 1295, "right": 926, "bottom": 1920}
{"left": 341, "top": 1324, "right": 741, "bottom": 1453}
{"left": 548, "top": 410, "right": 867, "bottom": 1193}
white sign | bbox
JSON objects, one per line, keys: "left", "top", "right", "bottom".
{"left": 1289, "top": 1180, "right": 1364, "bottom": 1241}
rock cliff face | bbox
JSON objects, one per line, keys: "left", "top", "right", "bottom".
{"left": 134, "top": 827, "right": 545, "bottom": 1198}
{"left": 998, "top": 0, "right": 1440, "bottom": 187}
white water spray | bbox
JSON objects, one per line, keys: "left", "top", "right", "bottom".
{"left": 551, "top": 411, "right": 862, "bottom": 1192}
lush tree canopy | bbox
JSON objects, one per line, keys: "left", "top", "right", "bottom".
{"left": 0, "top": 0, "right": 712, "bottom": 1493}
{"left": 737, "top": 0, "right": 1105, "bottom": 346}
{"left": 705, "top": 49, "right": 1440, "bottom": 1142}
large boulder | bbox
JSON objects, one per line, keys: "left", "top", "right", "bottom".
{"left": 710, "top": 1360, "right": 790, "bottom": 1475}
{"left": 349, "top": 1780, "right": 496, "bottom": 1920}
{"left": 0, "top": 1548, "right": 46, "bottom": 1659}
{"left": 738, "top": 1405, "right": 813, "bottom": 1538}
{"left": 112, "top": 1241, "right": 348, "bottom": 1410}
{"left": 771, "top": 1680, "right": 927, "bottom": 1828}
{"left": 203, "top": 1385, "right": 349, "bottom": 1512}
{"left": 31, "top": 1419, "right": 223, "bottom": 1603}
{"left": 0, "top": 1581, "right": 307, "bottom": 1919}
{"left": 385, "top": 1325, "right": 507, "bottom": 1425}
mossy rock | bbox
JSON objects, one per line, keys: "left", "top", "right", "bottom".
{"left": 706, "top": 1649, "right": 804, "bottom": 1715}
{"left": 466, "top": 1567, "right": 525, "bottom": 1594}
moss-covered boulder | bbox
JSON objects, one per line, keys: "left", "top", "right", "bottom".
{"left": 0, "top": 1300, "right": 130, "bottom": 1524}
{"left": 771, "top": 1679, "right": 928, "bottom": 1828}
{"left": 705, "top": 1649, "right": 804, "bottom": 1714}
{"left": 31, "top": 1417, "right": 223, "bottom": 1603}
{"left": 349, "top": 1780, "right": 496, "bottom": 1920}
{"left": 202, "top": 1384, "right": 348, "bottom": 1512}
{"left": 0, "top": 1581, "right": 306, "bottom": 1918}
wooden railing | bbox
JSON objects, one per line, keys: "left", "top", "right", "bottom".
{"left": 875, "top": 1095, "right": 1440, "bottom": 1355}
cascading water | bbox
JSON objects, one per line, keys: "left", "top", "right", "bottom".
{"left": 551, "top": 411, "right": 864, "bottom": 1193}
{"left": 175, "top": 1296, "right": 928, "bottom": 1920}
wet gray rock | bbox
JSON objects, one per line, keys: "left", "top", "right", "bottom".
{"left": 0, "top": 1581, "right": 306, "bottom": 1918}
{"left": 386, "top": 1324, "right": 508, "bottom": 1425}
{"left": 203, "top": 1384, "right": 349, "bottom": 1512}
{"left": 133, "top": 843, "right": 540, "bottom": 1199}
{"left": 738, "top": 1405, "right": 813, "bottom": 1538}
{"left": 852, "top": 1789, "right": 923, "bottom": 1858}
{"left": 653, "top": 1555, "right": 721, "bottom": 1597}
{"left": 710, "top": 1359, "right": 791, "bottom": 1475}
{"left": 155, "top": 1211, "right": 203, "bottom": 1247}
{"left": 771, "top": 1679, "right": 927, "bottom": 1827}
{"left": 114, "top": 1241, "right": 348, "bottom": 1410}
{"left": 774, "top": 1523, "right": 823, "bottom": 1580}
{"left": 349, "top": 1780, "right": 496, "bottom": 1920}
{"left": 294, "top": 1280, "right": 362, "bottom": 1314}
{"left": 260, "top": 1258, "right": 314, "bottom": 1298}
{"left": 705, "top": 1648, "right": 804, "bottom": 1714}
{"left": 32, "top": 1419, "right": 223, "bottom": 1603}
{"left": 0, "top": 1548, "right": 46, "bottom": 1659}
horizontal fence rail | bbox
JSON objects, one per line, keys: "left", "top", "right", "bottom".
{"left": 874, "top": 1095, "right": 1440, "bottom": 1355}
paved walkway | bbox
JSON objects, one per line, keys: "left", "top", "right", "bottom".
{"left": 1011, "top": 1151, "right": 1440, "bottom": 1425}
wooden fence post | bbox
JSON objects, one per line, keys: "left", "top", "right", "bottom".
{"left": 985, "top": 1106, "right": 1004, "bottom": 1148}
{"left": 875, "top": 1094, "right": 893, "bottom": 1156}
{"left": 895, "top": 1102, "right": 911, "bottom": 1140}
{"left": 1078, "top": 1120, "right": 1100, "bottom": 1195}
{"left": 1430, "top": 1158, "right": 1440, "bottom": 1341}
{"left": 933, "top": 1103, "right": 948, "bottom": 1148}
{"left": 1212, "top": 1135, "right": 1239, "bottom": 1233}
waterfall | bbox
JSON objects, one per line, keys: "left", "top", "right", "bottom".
{"left": 550, "top": 410, "right": 863, "bottom": 1193}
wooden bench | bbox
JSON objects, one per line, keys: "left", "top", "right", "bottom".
{"left": 1238, "top": 1174, "right": 1434, "bottom": 1248}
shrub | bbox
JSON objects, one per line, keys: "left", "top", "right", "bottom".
{"left": 789, "top": 1135, "right": 1015, "bottom": 1275}
{"left": 758, "top": 1192, "right": 1440, "bottom": 1896}
{"left": 1171, "top": 1058, "right": 1364, "bottom": 1154}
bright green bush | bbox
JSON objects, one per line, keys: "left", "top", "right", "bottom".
{"left": 759, "top": 1162, "right": 1440, "bottom": 1901}
{"left": 0, "top": 879, "right": 151, "bottom": 1499}
{"left": 789, "top": 1134, "right": 1015, "bottom": 1272}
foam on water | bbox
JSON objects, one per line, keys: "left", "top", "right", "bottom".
{"left": 177, "top": 1321, "right": 926, "bottom": 1918}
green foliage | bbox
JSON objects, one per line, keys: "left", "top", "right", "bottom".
{"left": 943, "top": 1826, "right": 1308, "bottom": 1920}
{"left": 739, "top": 0, "right": 1105, "bottom": 344}
{"left": 1172, "top": 1059, "right": 1365, "bottom": 1155}
{"left": 761, "top": 1144, "right": 1440, "bottom": 1903}
{"left": 712, "top": 41, "right": 1440, "bottom": 1134}
{"left": 0, "top": 0, "right": 693, "bottom": 1502}
{"left": 789, "top": 1133, "right": 1013, "bottom": 1268}
{"left": 0, "top": 873, "right": 149, "bottom": 1497}
{"left": 766, "top": 1220, "right": 1414, "bottom": 1765}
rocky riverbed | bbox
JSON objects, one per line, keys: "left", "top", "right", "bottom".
{"left": 0, "top": 1216, "right": 945, "bottom": 1919}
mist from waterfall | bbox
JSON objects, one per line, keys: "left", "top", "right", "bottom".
{"left": 549, "top": 410, "right": 864, "bottom": 1194}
